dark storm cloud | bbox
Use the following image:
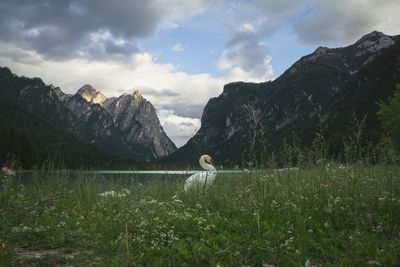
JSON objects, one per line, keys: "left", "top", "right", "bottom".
{"left": 0, "top": 0, "right": 170, "bottom": 59}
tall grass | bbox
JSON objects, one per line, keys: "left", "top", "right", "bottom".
{"left": 1, "top": 164, "right": 399, "bottom": 266}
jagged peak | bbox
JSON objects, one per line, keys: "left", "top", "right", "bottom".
{"left": 0, "top": 66, "right": 12, "bottom": 75}
{"left": 356, "top": 31, "right": 386, "bottom": 44}
{"left": 77, "top": 84, "right": 96, "bottom": 95}
{"left": 133, "top": 89, "right": 143, "bottom": 100}
{"left": 76, "top": 84, "right": 107, "bottom": 104}
{"left": 314, "top": 46, "right": 330, "bottom": 54}
{"left": 354, "top": 30, "right": 395, "bottom": 56}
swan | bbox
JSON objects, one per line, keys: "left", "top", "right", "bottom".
{"left": 184, "top": 155, "right": 216, "bottom": 191}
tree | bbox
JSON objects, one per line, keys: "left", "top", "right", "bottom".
{"left": 377, "top": 84, "right": 400, "bottom": 151}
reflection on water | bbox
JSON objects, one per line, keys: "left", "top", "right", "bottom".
{"left": 16, "top": 170, "right": 248, "bottom": 187}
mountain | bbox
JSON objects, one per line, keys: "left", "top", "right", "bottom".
{"left": 102, "top": 90, "right": 176, "bottom": 161}
{"left": 166, "top": 31, "right": 400, "bottom": 165}
{"left": 0, "top": 68, "right": 118, "bottom": 168}
{"left": 0, "top": 69, "right": 176, "bottom": 167}
{"left": 54, "top": 85, "right": 132, "bottom": 159}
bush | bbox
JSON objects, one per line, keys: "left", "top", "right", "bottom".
{"left": 377, "top": 84, "right": 400, "bottom": 151}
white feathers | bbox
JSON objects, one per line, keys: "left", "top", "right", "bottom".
{"left": 184, "top": 155, "right": 216, "bottom": 191}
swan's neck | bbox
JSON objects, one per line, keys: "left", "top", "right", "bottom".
{"left": 200, "top": 162, "right": 215, "bottom": 171}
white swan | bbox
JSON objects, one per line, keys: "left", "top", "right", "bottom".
{"left": 184, "top": 155, "right": 216, "bottom": 191}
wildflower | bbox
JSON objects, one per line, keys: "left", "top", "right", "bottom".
{"left": 98, "top": 191, "right": 116, "bottom": 197}
{"left": 367, "top": 260, "right": 381, "bottom": 266}
{"left": 372, "top": 225, "right": 383, "bottom": 233}
{"left": 280, "top": 237, "right": 294, "bottom": 248}
{"left": 121, "top": 188, "right": 130, "bottom": 195}
{"left": 22, "top": 226, "right": 32, "bottom": 232}
{"left": 98, "top": 189, "right": 130, "bottom": 198}
{"left": 271, "top": 200, "right": 280, "bottom": 208}
{"left": 1, "top": 166, "right": 15, "bottom": 176}
{"left": 34, "top": 226, "right": 45, "bottom": 232}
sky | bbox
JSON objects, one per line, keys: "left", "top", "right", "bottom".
{"left": 1, "top": 0, "right": 400, "bottom": 147}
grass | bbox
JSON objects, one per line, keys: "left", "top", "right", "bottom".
{"left": 0, "top": 164, "right": 399, "bottom": 266}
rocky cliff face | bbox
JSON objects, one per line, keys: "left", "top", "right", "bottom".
{"left": 102, "top": 90, "right": 176, "bottom": 160}
{"left": 66, "top": 92, "right": 132, "bottom": 158}
{"left": 166, "top": 31, "right": 400, "bottom": 165}
{"left": 69, "top": 85, "right": 176, "bottom": 161}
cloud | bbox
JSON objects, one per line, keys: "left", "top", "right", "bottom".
{"left": 217, "top": 0, "right": 400, "bottom": 79}
{"left": 0, "top": 0, "right": 213, "bottom": 60}
{"left": 144, "top": 88, "right": 181, "bottom": 97}
{"left": 157, "top": 109, "right": 201, "bottom": 147}
{"left": 218, "top": 28, "right": 274, "bottom": 81}
{"left": 251, "top": 0, "right": 306, "bottom": 22}
{"left": 214, "top": 0, "right": 314, "bottom": 82}
{"left": 171, "top": 43, "right": 185, "bottom": 52}
{"left": 294, "top": 0, "right": 400, "bottom": 45}
{"left": 222, "top": 1, "right": 400, "bottom": 47}
{"left": 218, "top": 4, "right": 276, "bottom": 82}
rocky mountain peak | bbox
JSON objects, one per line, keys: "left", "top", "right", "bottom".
{"left": 355, "top": 31, "right": 395, "bottom": 55}
{"left": 314, "top": 46, "right": 330, "bottom": 54}
{"left": 133, "top": 89, "right": 143, "bottom": 100}
{"left": 76, "top": 84, "right": 107, "bottom": 104}
{"left": 77, "top": 84, "right": 95, "bottom": 95}
{"left": 0, "top": 66, "right": 12, "bottom": 77}
{"left": 356, "top": 31, "right": 386, "bottom": 43}
{"left": 103, "top": 91, "right": 176, "bottom": 160}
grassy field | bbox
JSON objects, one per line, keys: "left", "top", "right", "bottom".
{"left": 0, "top": 164, "right": 399, "bottom": 266}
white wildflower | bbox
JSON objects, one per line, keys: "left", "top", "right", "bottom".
{"left": 1, "top": 166, "right": 15, "bottom": 176}
{"left": 98, "top": 191, "right": 116, "bottom": 197}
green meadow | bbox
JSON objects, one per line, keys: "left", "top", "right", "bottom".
{"left": 0, "top": 164, "right": 399, "bottom": 266}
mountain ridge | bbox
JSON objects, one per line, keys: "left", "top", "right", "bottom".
{"left": 164, "top": 31, "right": 400, "bottom": 166}
{"left": 0, "top": 69, "right": 177, "bottom": 167}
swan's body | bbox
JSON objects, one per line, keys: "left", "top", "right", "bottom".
{"left": 184, "top": 155, "right": 216, "bottom": 191}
